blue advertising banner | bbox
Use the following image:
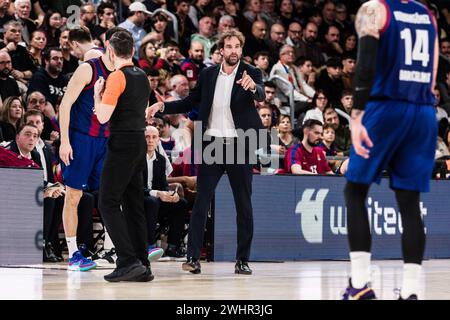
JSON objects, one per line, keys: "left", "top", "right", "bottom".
{"left": 213, "top": 175, "right": 450, "bottom": 261}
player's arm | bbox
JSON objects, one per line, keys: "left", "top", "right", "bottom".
{"left": 94, "top": 71, "right": 126, "bottom": 124}
{"left": 59, "top": 63, "right": 92, "bottom": 165}
{"left": 291, "top": 164, "right": 315, "bottom": 175}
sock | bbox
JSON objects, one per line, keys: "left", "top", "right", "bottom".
{"left": 103, "top": 228, "right": 114, "bottom": 251}
{"left": 401, "top": 263, "right": 421, "bottom": 299}
{"left": 66, "top": 236, "right": 78, "bottom": 258}
{"left": 350, "top": 251, "right": 371, "bottom": 289}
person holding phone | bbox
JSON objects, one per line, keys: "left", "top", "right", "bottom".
{"left": 143, "top": 125, "right": 189, "bottom": 260}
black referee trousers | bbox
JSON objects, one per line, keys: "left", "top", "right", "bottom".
{"left": 99, "top": 133, "right": 148, "bottom": 269}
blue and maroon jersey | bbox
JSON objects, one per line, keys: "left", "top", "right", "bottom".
{"left": 370, "top": 0, "right": 437, "bottom": 105}
{"left": 285, "top": 143, "right": 331, "bottom": 174}
{"left": 69, "top": 57, "right": 111, "bottom": 137}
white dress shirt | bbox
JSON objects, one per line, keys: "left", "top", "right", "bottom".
{"left": 35, "top": 139, "right": 48, "bottom": 182}
{"left": 146, "top": 151, "right": 159, "bottom": 198}
{"left": 205, "top": 62, "right": 240, "bottom": 138}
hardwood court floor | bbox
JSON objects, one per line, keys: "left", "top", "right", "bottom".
{"left": 1, "top": 260, "right": 449, "bottom": 300}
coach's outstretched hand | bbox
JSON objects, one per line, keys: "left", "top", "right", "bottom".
{"left": 236, "top": 70, "right": 256, "bottom": 91}
{"left": 146, "top": 102, "right": 164, "bottom": 122}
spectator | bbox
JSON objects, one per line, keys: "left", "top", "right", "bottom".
{"left": 26, "top": 91, "right": 58, "bottom": 143}
{"left": 0, "top": 96, "right": 23, "bottom": 142}
{"left": 175, "top": 0, "right": 196, "bottom": 54}
{"left": 286, "top": 21, "right": 302, "bottom": 58}
{"left": 341, "top": 51, "right": 356, "bottom": 90}
{"left": 261, "top": 0, "right": 279, "bottom": 27}
{"left": 43, "top": 0, "right": 82, "bottom": 18}
{"left": 317, "top": 123, "right": 339, "bottom": 156}
{"left": 320, "top": 25, "right": 343, "bottom": 60}
{"left": 261, "top": 80, "right": 282, "bottom": 110}
{"left": 341, "top": 31, "right": 357, "bottom": 56}
{"left": 79, "top": 3, "right": 97, "bottom": 30}
{"left": 138, "top": 39, "right": 159, "bottom": 70}
{"left": 28, "top": 30, "right": 46, "bottom": 68}
{"left": 146, "top": 68, "right": 163, "bottom": 105}
{"left": 270, "top": 44, "right": 315, "bottom": 116}
{"left": 296, "top": 56, "right": 316, "bottom": 88}
{"left": 318, "top": 0, "right": 336, "bottom": 41}
{"left": 323, "top": 106, "right": 351, "bottom": 155}
{"left": 118, "top": 1, "right": 151, "bottom": 60}
{"left": 0, "top": 20, "right": 36, "bottom": 84}
{"left": 92, "top": 2, "right": 116, "bottom": 40}
{"left": 68, "top": 26, "right": 103, "bottom": 62}
{"left": 13, "top": 0, "right": 36, "bottom": 45}
{"left": 203, "top": 42, "right": 222, "bottom": 67}
{"left": 150, "top": 11, "right": 174, "bottom": 44}
{"left": 278, "top": 0, "right": 296, "bottom": 29}
{"left": 154, "top": 41, "right": 182, "bottom": 75}
{"left": 169, "top": 74, "right": 190, "bottom": 100}
{"left": 180, "top": 40, "right": 206, "bottom": 88}
{"left": 143, "top": 0, "right": 166, "bottom": 12}
{"left": 27, "top": 47, "right": 68, "bottom": 110}
{"left": 59, "top": 29, "right": 78, "bottom": 76}
{"left": 258, "top": 105, "right": 273, "bottom": 130}
{"left": 188, "top": 0, "right": 211, "bottom": 30}
{"left": 0, "top": 0, "right": 14, "bottom": 33}
{"left": 266, "top": 23, "right": 286, "bottom": 64}
{"left": 315, "top": 56, "right": 344, "bottom": 107}
{"left": 243, "top": 20, "right": 269, "bottom": 61}
{"left": 215, "top": 14, "right": 235, "bottom": 40}
{"left": 303, "top": 89, "right": 329, "bottom": 124}
{"left": 0, "top": 51, "right": 19, "bottom": 103}
{"left": 297, "top": 21, "right": 324, "bottom": 68}
{"left": 277, "top": 114, "right": 297, "bottom": 151}
{"left": 143, "top": 125, "right": 188, "bottom": 259}
{"left": 337, "top": 89, "right": 353, "bottom": 122}
{"left": 285, "top": 119, "right": 333, "bottom": 174}
{"left": 38, "top": 10, "right": 62, "bottom": 47}
{"left": 243, "top": 0, "right": 263, "bottom": 25}
{"left": 159, "top": 116, "right": 176, "bottom": 152}
{"left": 334, "top": 2, "right": 353, "bottom": 35}
{"left": 191, "top": 16, "right": 215, "bottom": 58}
{"left": 252, "top": 51, "right": 270, "bottom": 81}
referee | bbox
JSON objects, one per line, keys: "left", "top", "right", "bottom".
{"left": 94, "top": 30, "right": 152, "bottom": 282}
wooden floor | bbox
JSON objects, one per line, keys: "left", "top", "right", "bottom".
{"left": 1, "top": 259, "right": 449, "bottom": 300}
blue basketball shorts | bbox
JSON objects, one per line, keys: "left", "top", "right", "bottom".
{"left": 346, "top": 100, "right": 437, "bottom": 192}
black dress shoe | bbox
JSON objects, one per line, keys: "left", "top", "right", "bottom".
{"left": 235, "top": 260, "right": 252, "bottom": 275}
{"left": 130, "top": 266, "right": 155, "bottom": 282}
{"left": 43, "top": 242, "right": 59, "bottom": 263}
{"left": 182, "top": 257, "right": 201, "bottom": 274}
{"left": 104, "top": 261, "right": 147, "bottom": 282}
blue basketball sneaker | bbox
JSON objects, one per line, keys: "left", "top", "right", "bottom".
{"left": 68, "top": 251, "right": 97, "bottom": 271}
{"left": 342, "top": 279, "right": 377, "bottom": 300}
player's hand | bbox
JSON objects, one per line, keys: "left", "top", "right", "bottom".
{"left": 236, "top": 70, "right": 256, "bottom": 91}
{"left": 59, "top": 141, "right": 73, "bottom": 166}
{"left": 350, "top": 111, "right": 373, "bottom": 159}
{"left": 146, "top": 102, "right": 164, "bottom": 121}
{"left": 94, "top": 76, "right": 105, "bottom": 99}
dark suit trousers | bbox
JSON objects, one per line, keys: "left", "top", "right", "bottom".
{"left": 188, "top": 139, "right": 254, "bottom": 261}
{"left": 98, "top": 134, "right": 148, "bottom": 268}
{"left": 144, "top": 195, "right": 188, "bottom": 246}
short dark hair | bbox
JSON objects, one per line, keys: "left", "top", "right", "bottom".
{"left": 342, "top": 51, "right": 356, "bottom": 61}
{"left": 145, "top": 68, "right": 160, "bottom": 77}
{"left": 68, "top": 26, "right": 92, "bottom": 43}
{"left": 109, "top": 30, "right": 134, "bottom": 59}
{"left": 296, "top": 56, "right": 312, "bottom": 67}
{"left": 105, "top": 27, "right": 129, "bottom": 42}
{"left": 24, "top": 109, "right": 44, "bottom": 122}
{"left": 42, "top": 47, "right": 62, "bottom": 62}
{"left": 323, "top": 123, "right": 335, "bottom": 132}
{"left": 218, "top": 28, "right": 245, "bottom": 49}
{"left": 303, "top": 119, "right": 323, "bottom": 130}
{"left": 164, "top": 40, "right": 179, "bottom": 48}
{"left": 17, "top": 123, "right": 38, "bottom": 135}
{"left": 341, "top": 89, "right": 353, "bottom": 98}
{"left": 97, "top": 2, "right": 115, "bottom": 16}
{"left": 264, "top": 81, "right": 276, "bottom": 89}
{"left": 253, "top": 51, "right": 269, "bottom": 61}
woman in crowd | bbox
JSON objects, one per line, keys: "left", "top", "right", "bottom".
{"left": 39, "top": 10, "right": 63, "bottom": 47}
{"left": 28, "top": 30, "right": 47, "bottom": 68}
{"left": 302, "top": 90, "right": 329, "bottom": 124}
{"left": 138, "top": 39, "right": 159, "bottom": 70}
{"left": 0, "top": 97, "right": 24, "bottom": 142}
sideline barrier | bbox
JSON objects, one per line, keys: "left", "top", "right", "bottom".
{"left": 0, "top": 167, "right": 43, "bottom": 265}
{"left": 213, "top": 175, "right": 450, "bottom": 261}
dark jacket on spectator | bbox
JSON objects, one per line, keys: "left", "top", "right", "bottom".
{"left": 0, "top": 76, "right": 20, "bottom": 101}
{"left": 0, "top": 41, "right": 36, "bottom": 72}
{"left": 143, "top": 151, "right": 169, "bottom": 194}
{"left": 27, "top": 67, "right": 68, "bottom": 107}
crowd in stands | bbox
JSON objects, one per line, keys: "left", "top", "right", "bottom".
{"left": 0, "top": 0, "right": 449, "bottom": 261}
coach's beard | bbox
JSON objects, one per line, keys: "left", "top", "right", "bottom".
{"left": 224, "top": 55, "right": 240, "bottom": 66}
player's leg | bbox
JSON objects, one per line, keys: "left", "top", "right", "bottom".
{"left": 389, "top": 104, "right": 437, "bottom": 300}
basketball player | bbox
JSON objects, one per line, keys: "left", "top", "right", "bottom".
{"left": 343, "top": 0, "right": 438, "bottom": 300}
{"left": 68, "top": 26, "right": 104, "bottom": 62}
{"left": 58, "top": 28, "right": 122, "bottom": 271}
